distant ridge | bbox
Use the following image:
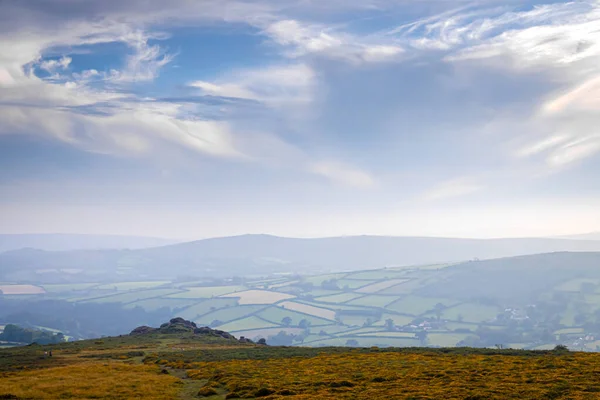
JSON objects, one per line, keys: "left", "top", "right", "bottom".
{"left": 555, "top": 232, "right": 600, "bottom": 241}
{"left": 0, "top": 233, "right": 180, "bottom": 252}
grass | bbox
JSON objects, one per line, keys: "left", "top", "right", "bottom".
{"left": 219, "top": 289, "right": 296, "bottom": 304}
{"left": 346, "top": 295, "right": 398, "bottom": 308}
{"left": 279, "top": 301, "right": 337, "bottom": 320}
{"left": 0, "top": 363, "right": 181, "bottom": 399}
{"left": 439, "top": 303, "right": 501, "bottom": 323}
{"left": 555, "top": 278, "right": 600, "bottom": 292}
{"left": 195, "top": 305, "right": 268, "bottom": 326}
{"left": 79, "top": 288, "right": 183, "bottom": 304}
{"left": 167, "top": 285, "right": 247, "bottom": 298}
{"left": 386, "top": 296, "right": 459, "bottom": 316}
{"left": 124, "top": 298, "right": 202, "bottom": 311}
{"left": 41, "top": 283, "right": 100, "bottom": 292}
{"left": 355, "top": 279, "right": 410, "bottom": 293}
{"left": 95, "top": 281, "right": 171, "bottom": 291}
{"left": 175, "top": 298, "right": 239, "bottom": 320}
{"left": 335, "top": 279, "right": 376, "bottom": 289}
{"left": 344, "top": 270, "right": 408, "bottom": 280}
{"left": 257, "top": 306, "right": 333, "bottom": 326}
{"left": 1, "top": 331, "right": 593, "bottom": 400}
{"left": 314, "top": 292, "right": 364, "bottom": 303}
{"left": 215, "top": 316, "right": 278, "bottom": 332}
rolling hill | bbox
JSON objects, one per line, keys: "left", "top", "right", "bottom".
{"left": 0, "top": 233, "right": 179, "bottom": 253}
{"left": 2, "top": 234, "right": 600, "bottom": 282}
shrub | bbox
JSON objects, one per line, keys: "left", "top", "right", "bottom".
{"left": 198, "top": 387, "right": 218, "bottom": 397}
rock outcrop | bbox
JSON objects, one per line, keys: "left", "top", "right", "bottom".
{"left": 130, "top": 317, "right": 252, "bottom": 343}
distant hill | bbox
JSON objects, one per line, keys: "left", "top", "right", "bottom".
{"left": 557, "top": 232, "right": 600, "bottom": 241}
{"left": 2, "top": 234, "right": 600, "bottom": 282}
{"left": 0, "top": 234, "right": 179, "bottom": 253}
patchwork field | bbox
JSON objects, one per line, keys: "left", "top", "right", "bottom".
{"left": 7, "top": 256, "right": 600, "bottom": 350}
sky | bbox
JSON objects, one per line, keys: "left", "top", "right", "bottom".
{"left": 1, "top": 0, "right": 600, "bottom": 240}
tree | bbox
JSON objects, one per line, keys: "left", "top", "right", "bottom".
{"left": 267, "top": 331, "right": 295, "bottom": 346}
{"left": 433, "top": 303, "right": 445, "bottom": 321}
{"left": 209, "top": 320, "right": 223, "bottom": 328}
{"left": 281, "top": 317, "right": 292, "bottom": 327}
{"left": 415, "top": 330, "right": 428, "bottom": 345}
{"left": 298, "top": 319, "right": 310, "bottom": 329}
{"left": 384, "top": 318, "right": 395, "bottom": 332}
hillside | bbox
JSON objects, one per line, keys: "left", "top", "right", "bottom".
{"left": 3, "top": 234, "right": 600, "bottom": 282}
{"left": 0, "top": 233, "right": 178, "bottom": 253}
{"left": 0, "top": 322, "right": 597, "bottom": 399}
{"left": 3, "top": 252, "right": 600, "bottom": 350}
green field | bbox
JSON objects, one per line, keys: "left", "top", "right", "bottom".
{"left": 386, "top": 296, "right": 458, "bottom": 316}
{"left": 79, "top": 289, "right": 183, "bottom": 304}
{"left": 20, "top": 255, "right": 600, "bottom": 350}
{"left": 195, "top": 305, "right": 268, "bottom": 326}
{"left": 167, "top": 286, "right": 246, "bottom": 298}
{"left": 96, "top": 281, "right": 171, "bottom": 291}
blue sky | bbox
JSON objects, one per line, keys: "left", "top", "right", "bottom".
{"left": 0, "top": 0, "right": 599, "bottom": 239}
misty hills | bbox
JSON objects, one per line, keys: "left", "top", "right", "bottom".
{"left": 0, "top": 233, "right": 179, "bottom": 253}
{"left": 3, "top": 234, "right": 600, "bottom": 282}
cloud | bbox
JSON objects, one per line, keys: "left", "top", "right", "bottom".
{"left": 39, "top": 56, "right": 72, "bottom": 73}
{"left": 265, "top": 19, "right": 403, "bottom": 63}
{"left": 190, "top": 63, "right": 316, "bottom": 106}
{"left": 422, "top": 178, "right": 483, "bottom": 201}
{"left": 308, "top": 161, "right": 375, "bottom": 188}
{"left": 108, "top": 31, "right": 175, "bottom": 82}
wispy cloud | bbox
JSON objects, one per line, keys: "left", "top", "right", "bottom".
{"left": 190, "top": 64, "right": 316, "bottom": 106}
{"left": 265, "top": 19, "right": 403, "bottom": 63}
{"left": 308, "top": 161, "right": 375, "bottom": 188}
{"left": 422, "top": 178, "right": 483, "bottom": 201}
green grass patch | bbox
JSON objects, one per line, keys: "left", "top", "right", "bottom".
{"left": 313, "top": 292, "right": 364, "bottom": 304}
{"left": 386, "top": 296, "right": 459, "bottom": 316}
{"left": 427, "top": 332, "right": 473, "bottom": 347}
{"left": 124, "top": 298, "right": 202, "bottom": 311}
{"left": 216, "top": 316, "right": 278, "bottom": 332}
{"left": 346, "top": 295, "right": 397, "bottom": 308}
{"left": 41, "top": 283, "right": 100, "bottom": 293}
{"left": 167, "top": 285, "right": 246, "bottom": 298}
{"left": 439, "top": 303, "right": 501, "bottom": 323}
{"left": 175, "top": 298, "right": 239, "bottom": 320}
{"left": 257, "top": 306, "right": 333, "bottom": 326}
{"left": 336, "top": 279, "right": 375, "bottom": 289}
{"left": 95, "top": 281, "right": 171, "bottom": 291}
{"left": 79, "top": 288, "right": 182, "bottom": 304}
{"left": 196, "top": 305, "right": 268, "bottom": 326}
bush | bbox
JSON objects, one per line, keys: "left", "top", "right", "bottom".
{"left": 553, "top": 344, "right": 569, "bottom": 353}
{"left": 198, "top": 387, "right": 218, "bottom": 397}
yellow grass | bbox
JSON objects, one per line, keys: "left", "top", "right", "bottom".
{"left": 187, "top": 351, "right": 600, "bottom": 399}
{"left": 0, "top": 362, "right": 181, "bottom": 399}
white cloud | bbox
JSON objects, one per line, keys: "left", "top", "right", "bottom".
{"left": 265, "top": 19, "right": 403, "bottom": 63}
{"left": 190, "top": 63, "right": 316, "bottom": 106}
{"left": 308, "top": 161, "right": 375, "bottom": 188}
{"left": 422, "top": 178, "right": 483, "bottom": 201}
{"left": 39, "top": 56, "right": 72, "bottom": 73}
{"left": 109, "top": 31, "right": 175, "bottom": 82}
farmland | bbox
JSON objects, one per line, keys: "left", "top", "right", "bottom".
{"left": 3, "top": 252, "right": 600, "bottom": 350}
